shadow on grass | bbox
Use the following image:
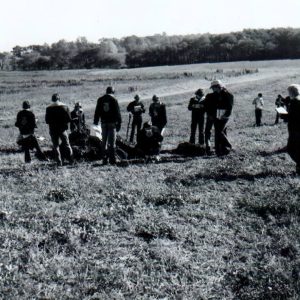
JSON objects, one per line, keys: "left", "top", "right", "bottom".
{"left": 180, "top": 169, "right": 289, "bottom": 185}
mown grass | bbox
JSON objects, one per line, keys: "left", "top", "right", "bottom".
{"left": 0, "top": 60, "right": 300, "bottom": 299}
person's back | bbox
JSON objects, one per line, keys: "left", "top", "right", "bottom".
{"left": 94, "top": 94, "right": 121, "bottom": 125}
{"left": 45, "top": 93, "right": 73, "bottom": 166}
{"left": 149, "top": 95, "right": 167, "bottom": 132}
{"left": 288, "top": 96, "right": 300, "bottom": 133}
{"left": 46, "top": 102, "right": 71, "bottom": 133}
{"left": 15, "top": 109, "right": 36, "bottom": 135}
{"left": 15, "top": 101, "right": 47, "bottom": 163}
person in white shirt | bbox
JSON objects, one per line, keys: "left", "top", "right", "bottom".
{"left": 252, "top": 93, "right": 264, "bottom": 126}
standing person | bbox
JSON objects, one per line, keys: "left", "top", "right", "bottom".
{"left": 203, "top": 80, "right": 234, "bottom": 156}
{"left": 252, "top": 93, "right": 264, "bottom": 126}
{"left": 275, "top": 94, "right": 285, "bottom": 124}
{"left": 45, "top": 93, "right": 73, "bottom": 166}
{"left": 93, "top": 86, "right": 122, "bottom": 165}
{"left": 286, "top": 84, "right": 300, "bottom": 175}
{"left": 70, "top": 102, "right": 86, "bottom": 133}
{"left": 149, "top": 95, "right": 167, "bottom": 133}
{"left": 127, "top": 94, "right": 145, "bottom": 143}
{"left": 188, "top": 88, "right": 206, "bottom": 146}
{"left": 15, "top": 101, "right": 47, "bottom": 163}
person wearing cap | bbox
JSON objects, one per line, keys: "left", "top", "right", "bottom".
{"left": 252, "top": 93, "right": 264, "bottom": 126}
{"left": 15, "top": 101, "right": 47, "bottom": 163}
{"left": 45, "top": 93, "right": 73, "bottom": 166}
{"left": 203, "top": 80, "right": 234, "bottom": 156}
{"left": 136, "top": 122, "right": 163, "bottom": 160}
{"left": 70, "top": 102, "right": 86, "bottom": 133}
{"left": 94, "top": 86, "right": 122, "bottom": 165}
{"left": 188, "top": 88, "right": 206, "bottom": 145}
{"left": 149, "top": 95, "right": 167, "bottom": 133}
{"left": 127, "top": 94, "right": 145, "bottom": 143}
{"left": 286, "top": 84, "right": 300, "bottom": 175}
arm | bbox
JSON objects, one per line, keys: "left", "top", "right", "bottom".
{"left": 188, "top": 98, "right": 193, "bottom": 111}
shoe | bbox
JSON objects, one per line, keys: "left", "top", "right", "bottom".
{"left": 102, "top": 159, "right": 108, "bottom": 165}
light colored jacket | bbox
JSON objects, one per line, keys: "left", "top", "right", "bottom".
{"left": 253, "top": 97, "right": 264, "bottom": 110}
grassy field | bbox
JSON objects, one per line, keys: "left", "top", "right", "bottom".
{"left": 0, "top": 60, "right": 300, "bottom": 299}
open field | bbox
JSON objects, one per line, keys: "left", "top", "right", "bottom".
{"left": 0, "top": 60, "right": 300, "bottom": 299}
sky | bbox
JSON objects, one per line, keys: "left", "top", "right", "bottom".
{"left": 1, "top": 0, "right": 300, "bottom": 52}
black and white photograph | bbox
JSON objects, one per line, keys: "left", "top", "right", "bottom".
{"left": 1, "top": 0, "right": 300, "bottom": 298}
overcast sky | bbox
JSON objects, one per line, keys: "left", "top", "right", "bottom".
{"left": 1, "top": 0, "right": 300, "bottom": 52}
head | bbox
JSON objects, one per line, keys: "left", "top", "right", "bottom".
{"left": 258, "top": 93, "right": 262, "bottom": 97}
{"left": 278, "top": 94, "right": 282, "bottom": 98}
{"left": 22, "top": 101, "right": 30, "bottom": 109}
{"left": 74, "top": 102, "right": 82, "bottom": 110}
{"left": 195, "top": 89, "right": 204, "bottom": 98}
{"left": 143, "top": 122, "right": 153, "bottom": 137}
{"left": 152, "top": 95, "right": 159, "bottom": 103}
{"left": 106, "top": 86, "right": 115, "bottom": 95}
{"left": 52, "top": 93, "right": 60, "bottom": 102}
{"left": 287, "top": 84, "right": 300, "bottom": 99}
{"left": 134, "top": 94, "right": 140, "bottom": 102}
{"left": 210, "top": 80, "right": 223, "bottom": 93}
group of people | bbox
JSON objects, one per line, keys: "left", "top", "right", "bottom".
{"left": 14, "top": 80, "right": 300, "bottom": 175}
{"left": 187, "top": 80, "right": 234, "bottom": 156}
{"left": 252, "top": 92, "right": 291, "bottom": 126}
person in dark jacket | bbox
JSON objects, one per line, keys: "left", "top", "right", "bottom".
{"left": 45, "top": 93, "right": 73, "bottom": 166}
{"left": 15, "top": 101, "right": 47, "bottom": 163}
{"left": 94, "top": 86, "right": 122, "bottom": 165}
{"left": 286, "top": 84, "right": 300, "bottom": 175}
{"left": 136, "top": 122, "right": 163, "bottom": 159}
{"left": 127, "top": 94, "right": 145, "bottom": 143}
{"left": 70, "top": 102, "right": 86, "bottom": 133}
{"left": 188, "top": 88, "right": 206, "bottom": 145}
{"left": 203, "top": 80, "right": 234, "bottom": 156}
{"left": 149, "top": 95, "right": 167, "bottom": 133}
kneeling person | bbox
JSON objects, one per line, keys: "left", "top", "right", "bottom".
{"left": 136, "top": 122, "right": 163, "bottom": 159}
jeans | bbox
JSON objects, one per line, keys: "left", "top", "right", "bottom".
{"left": 50, "top": 130, "right": 73, "bottom": 164}
{"left": 101, "top": 122, "right": 117, "bottom": 163}
{"left": 130, "top": 117, "right": 142, "bottom": 143}
{"left": 205, "top": 115, "right": 214, "bottom": 151}
{"left": 190, "top": 113, "right": 205, "bottom": 145}
{"left": 255, "top": 109, "right": 262, "bottom": 126}
{"left": 18, "top": 134, "right": 45, "bottom": 163}
{"left": 214, "top": 119, "right": 232, "bottom": 156}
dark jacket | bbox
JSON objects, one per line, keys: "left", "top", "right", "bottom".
{"left": 188, "top": 96, "right": 205, "bottom": 118}
{"left": 15, "top": 109, "right": 37, "bottom": 135}
{"left": 288, "top": 96, "right": 300, "bottom": 134}
{"left": 45, "top": 102, "right": 72, "bottom": 133}
{"left": 137, "top": 125, "right": 163, "bottom": 153}
{"left": 149, "top": 102, "right": 167, "bottom": 128}
{"left": 94, "top": 94, "right": 122, "bottom": 125}
{"left": 127, "top": 101, "right": 145, "bottom": 119}
{"left": 203, "top": 88, "right": 234, "bottom": 120}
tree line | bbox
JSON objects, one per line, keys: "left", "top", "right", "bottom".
{"left": 0, "top": 27, "right": 300, "bottom": 71}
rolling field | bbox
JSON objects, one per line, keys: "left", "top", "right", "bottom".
{"left": 0, "top": 60, "right": 300, "bottom": 299}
